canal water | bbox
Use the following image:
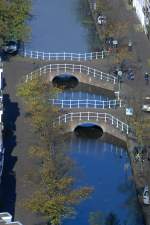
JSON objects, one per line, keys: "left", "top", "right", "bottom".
{"left": 26, "top": 0, "right": 145, "bottom": 224}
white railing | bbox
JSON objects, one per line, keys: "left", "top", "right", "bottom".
{"left": 50, "top": 99, "right": 122, "bottom": 109}
{"left": 22, "top": 49, "right": 109, "bottom": 61}
{"left": 25, "top": 64, "right": 117, "bottom": 84}
{"left": 58, "top": 112, "right": 129, "bottom": 134}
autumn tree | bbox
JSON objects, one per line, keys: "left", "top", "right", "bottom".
{"left": 17, "top": 76, "right": 93, "bottom": 225}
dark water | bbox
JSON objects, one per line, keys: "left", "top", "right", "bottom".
{"left": 26, "top": 0, "right": 90, "bottom": 52}
{"left": 26, "top": 0, "right": 145, "bottom": 225}
{"left": 64, "top": 136, "right": 144, "bottom": 225}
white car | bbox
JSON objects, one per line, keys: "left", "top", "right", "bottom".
{"left": 142, "top": 97, "right": 150, "bottom": 112}
{"left": 143, "top": 185, "right": 150, "bottom": 205}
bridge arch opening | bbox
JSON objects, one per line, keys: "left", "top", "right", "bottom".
{"left": 52, "top": 73, "right": 79, "bottom": 89}
{"left": 74, "top": 123, "right": 103, "bottom": 138}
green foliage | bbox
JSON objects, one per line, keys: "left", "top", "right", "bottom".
{"left": 0, "top": 0, "right": 31, "bottom": 45}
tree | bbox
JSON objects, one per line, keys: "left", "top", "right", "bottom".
{"left": 17, "top": 76, "right": 93, "bottom": 225}
{"left": 25, "top": 145, "right": 93, "bottom": 225}
{"left": 0, "top": 0, "right": 31, "bottom": 46}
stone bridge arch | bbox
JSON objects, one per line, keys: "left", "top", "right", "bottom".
{"left": 25, "top": 64, "right": 118, "bottom": 91}
{"left": 57, "top": 112, "right": 130, "bottom": 142}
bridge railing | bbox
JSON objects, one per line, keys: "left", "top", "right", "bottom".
{"left": 58, "top": 112, "right": 129, "bottom": 134}
{"left": 25, "top": 64, "right": 117, "bottom": 84}
{"left": 50, "top": 99, "right": 122, "bottom": 109}
{"left": 22, "top": 49, "right": 110, "bottom": 61}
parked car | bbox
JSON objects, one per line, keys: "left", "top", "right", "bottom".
{"left": 142, "top": 97, "right": 150, "bottom": 112}
{"left": 143, "top": 185, "right": 150, "bottom": 205}
{"left": 3, "top": 40, "right": 20, "bottom": 55}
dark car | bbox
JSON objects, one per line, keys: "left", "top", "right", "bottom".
{"left": 3, "top": 40, "right": 20, "bottom": 55}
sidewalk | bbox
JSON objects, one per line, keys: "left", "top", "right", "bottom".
{"left": 94, "top": 0, "right": 150, "bottom": 224}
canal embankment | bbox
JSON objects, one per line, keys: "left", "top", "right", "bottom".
{"left": 87, "top": 0, "right": 150, "bottom": 224}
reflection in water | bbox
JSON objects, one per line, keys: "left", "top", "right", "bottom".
{"left": 57, "top": 91, "right": 111, "bottom": 100}
{"left": 64, "top": 135, "right": 145, "bottom": 225}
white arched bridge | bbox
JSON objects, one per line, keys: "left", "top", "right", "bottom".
{"left": 22, "top": 49, "right": 110, "bottom": 61}
{"left": 57, "top": 112, "right": 130, "bottom": 141}
{"left": 25, "top": 63, "right": 118, "bottom": 91}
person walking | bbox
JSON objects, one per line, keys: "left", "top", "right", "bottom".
{"left": 144, "top": 72, "right": 149, "bottom": 85}
{"left": 128, "top": 40, "right": 132, "bottom": 51}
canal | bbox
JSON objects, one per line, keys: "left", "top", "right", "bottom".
{"left": 26, "top": 0, "right": 145, "bottom": 224}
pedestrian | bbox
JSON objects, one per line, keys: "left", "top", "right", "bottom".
{"left": 144, "top": 72, "right": 149, "bottom": 85}
{"left": 128, "top": 40, "right": 132, "bottom": 51}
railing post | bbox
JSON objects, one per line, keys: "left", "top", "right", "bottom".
{"left": 103, "top": 101, "right": 105, "bottom": 109}
{"left": 122, "top": 122, "right": 124, "bottom": 132}
{"left": 94, "top": 100, "right": 97, "bottom": 108}
{"left": 25, "top": 74, "right": 28, "bottom": 83}
{"left": 80, "top": 112, "right": 82, "bottom": 120}
{"left": 100, "top": 71, "right": 103, "bottom": 80}
{"left": 102, "top": 51, "right": 104, "bottom": 59}
{"left": 71, "top": 53, "right": 73, "bottom": 61}
{"left": 65, "top": 114, "right": 67, "bottom": 123}
{"left": 116, "top": 119, "right": 119, "bottom": 128}
{"left": 127, "top": 125, "right": 129, "bottom": 134}
{"left": 96, "top": 52, "right": 98, "bottom": 60}
{"left": 119, "top": 100, "right": 122, "bottom": 107}
{"left": 24, "top": 49, "right": 26, "bottom": 57}
{"left": 49, "top": 53, "right": 51, "bottom": 61}
{"left": 72, "top": 64, "right": 75, "bottom": 73}
{"left": 62, "top": 100, "right": 64, "bottom": 108}
{"left": 86, "top": 99, "right": 88, "bottom": 108}
{"left": 57, "top": 64, "right": 59, "bottom": 73}
{"left": 104, "top": 113, "right": 107, "bottom": 122}
{"left": 84, "top": 53, "right": 86, "bottom": 61}
{"left": 31, "top": 51, "right": 33, "bottom": 58}
{"left": 71, "top": 113, "right": 73, "bottom": 121}
{"left": 93, "top": 69, "right": 96, "bottom": 77}
{"left": 80, "top": 65, "right": 82, "bottom": 73}
{"left": 88, "top": 112, "right": 90, "bottom": 120}
{"left": 65, "top": 64, "right": 67, "bottom": 72}
{"left": 109, "top": 100, "right": 111, "bottom": 108}
{"left": 78, "top": 53, "right": 80, "bottom": 61}
{"left": 36, "top": 51, "right": 38, "bottom": 59}
{"left": 96, "top": 112, "right": 99, "bottom": 121}
{"left": 39, "top": 67, "right": 41, "bottom": 76}
{"left": 78, "top": 100, "right": 80, "bottom": 108}
{"left": 64, "top": 52, "right": 66, "bottom": 60}
{"left": 112, "top": 116, "right": 114, "bottom": 125}
{"left": 70, "top": 99, "right": 71, "bottom": 109}
{"left": 87, "top": 67, "right": 90, "bottom": 75}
